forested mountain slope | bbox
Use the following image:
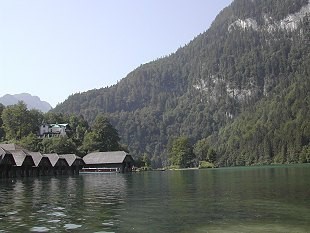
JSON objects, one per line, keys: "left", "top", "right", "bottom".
{"left": 53, "top": 0, "right": 310, "bottom": 167}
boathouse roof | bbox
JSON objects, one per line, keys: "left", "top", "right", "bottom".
{"left": 28, "top": 152, "right": 43, "bottom": 167}
{"left": 9, "top": 150, "right": 35, "bottom": 167}
{"left": 43, "top": 153, "right": 69, "bottom": 167}
{"left": 59, "top": 154, "right": 85, "bottom": 166}
{"left": 83, "top": 151, "right": 133, "bottom": 165}
{"left": 0, "top": 148, "right": 16, "bottom": 166}
{"left": 43, "top": 153, "right": 59, "bottom": 166}
{"left": 0, "top": 143, "right": 25, "bottom": 151}
{"left": 28, "top": 152, "right": 52, "bottom": 167}
{"left": 0, "top": 147, "right": 10, "bottom": 156}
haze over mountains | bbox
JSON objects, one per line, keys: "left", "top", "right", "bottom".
{"left": 0, "top": 93, "right": 52, "bottom": 113}
{"left": 51, "top": 0, "right": 310, "bottom": 166}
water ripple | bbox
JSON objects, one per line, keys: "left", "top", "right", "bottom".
{"left": 30, "top": 226, "right": 50, "bottom": 232}
{"left": 51, "top": 212, "right": 66, "bottom": 217}
{"left": 63, "top": 224, "right": 82, "bottom": 230}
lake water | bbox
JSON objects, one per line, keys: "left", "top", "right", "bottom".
{"left": 0, "top": 165, "right": 309, "bottom": 233}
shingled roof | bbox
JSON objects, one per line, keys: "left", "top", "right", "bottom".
{"left": 83, "top": 151, "right": 132, "bottom": 165}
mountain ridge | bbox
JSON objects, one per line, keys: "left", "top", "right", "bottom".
{"left": 52, "top": 0, "right": 310, "bottom": 166}
{"left": 0, "top": 93, "right": 52, "bottom": 113}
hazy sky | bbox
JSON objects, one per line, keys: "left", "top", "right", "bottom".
{"left": 0, "top": 0, "right": 233, "bottom": 107}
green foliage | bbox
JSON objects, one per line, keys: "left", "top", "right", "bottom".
{"left": 69, "top": 115, "right": 89, "bottom": 142}
{"left": 2, "top": 101, "right": 43, "bottom": 140}
{"left": 166, "top": 165, "right": 180, "bottom": 170}
{"left": 82, "top": 114, "right": 121, "bottom": 153}
{"left": 168, "top": 136, "right": 195, "bottom": 168}
{"left": 19, "top": 133, "right": 42, "bottom": 152}
{"left": 207, "top": 148, "right": 217, "bottom": 164}
{"left": 0, "top": 103, "right": 5, "bottom": 141}
{"left": 193, "top": 139, "right": 210, "bottom": 162}
{"left": 44, "top": 112, "right": 67, "bottom": 124}
{"left": 299, "top": 145, "right": 310, "bottom": 163}
{"left": 135, "top": 153, "right": 151, "bottom": 168}
{"left": 198, "top": 161, "right": 215, "bottom": 169}
{"left": 81, "top": 131, "right": 96, "bottom": 153}
{"left": 41, "top": 136, "right": 77, "bottom": 154}
{"left": 0, "top": 102, "right": 94, "bottom": 155}
{"left": 215, "top": 74, "right": 310, "bottom": 166}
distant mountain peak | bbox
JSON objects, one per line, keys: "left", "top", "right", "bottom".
{"left": 0, "top": 93, "right": 52, "bottom": 113}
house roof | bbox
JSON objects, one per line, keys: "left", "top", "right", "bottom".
{"left": 48, "top": 123, "right": 68, "bottom": 128}
{"left": 9, "top": 150, "right": 35, "bottom": 167}
{"left": 59, "top": 154, "right": 84, "bottom": 166}
{"left": 58, "top": 124, "right": 68, "bottom": 127}
{"left": 83, "top": 151, "right": 132, "bottom": 165}
{"left": 0, "top": 143, "right": 25, "bottom": 151}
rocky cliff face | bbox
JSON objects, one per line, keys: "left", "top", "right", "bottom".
{"left": 228, "top": 0, "right": 310, "bottom": 32}
{"left": 196, "top": 0, "right": 310, "bottom": 118}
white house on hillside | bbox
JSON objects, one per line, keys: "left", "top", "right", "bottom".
{"left": 39, "top": 123, "right": 70, "bottom": 138}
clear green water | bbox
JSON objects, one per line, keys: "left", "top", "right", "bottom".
{"left": 0, "top": 164, "right": 309, "bottom": 232}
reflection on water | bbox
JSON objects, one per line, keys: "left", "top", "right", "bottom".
{"left": 0, "top": 174, "right": 127, "bottom": 232}
{"left": 0, "top": 165, "right": 309, "bottom": 232}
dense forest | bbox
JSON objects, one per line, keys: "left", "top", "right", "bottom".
{"left": 51, "top": 0, "right": 310, "bottom": 167}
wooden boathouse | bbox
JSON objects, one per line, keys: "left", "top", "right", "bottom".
{"left": 0, "top": 144, "right": 84, "bottom": 179}
{"left": 43, "top": 153, "right": 70, "bottom": 176}
{"left": 0, "top": 148, "right": 16, "bottom": 178}
{"left": 83, "top": 151, "right": 134, "bottom": 173}
{"left": 9, "top": 149, "right": 36, "bottom": 177}
{"left": 0, "top": 144, "right": 135, "bottom": 178}
{"left": 59, "top": 154, "right": 85, "bottom": 175}
{"left": 28, "top": 152, "right": 53, "bottom": 176}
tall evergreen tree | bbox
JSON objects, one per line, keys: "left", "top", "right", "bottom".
{"left": 82, "top": 114, "right": 121, "bottom": 153}
{"left": 2, "top": 101, "right": 43, "bottom": 140}
{"left": 169, "top": 136, "right": 195, "bottom": 168}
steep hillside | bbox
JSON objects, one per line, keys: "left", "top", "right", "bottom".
{"left": 0, "top": 93, "right": 52, "bottom": 113}
{"left": 53, "top": 0, "right": 310, "bottom": 166}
